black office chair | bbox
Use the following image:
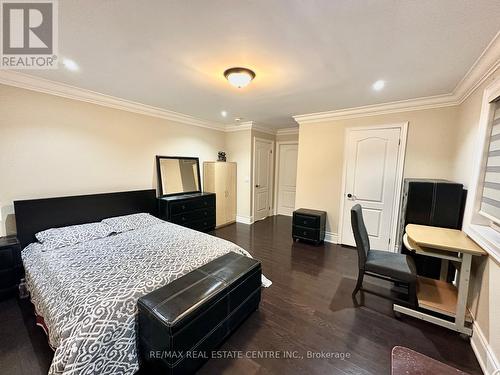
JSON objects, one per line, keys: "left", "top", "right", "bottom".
{"left": 351, "top": 204, "right": 417, "bottom": 307}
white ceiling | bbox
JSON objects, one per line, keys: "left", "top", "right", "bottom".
{"left": 25, "top": 0, "right": 500, "bottom": 128}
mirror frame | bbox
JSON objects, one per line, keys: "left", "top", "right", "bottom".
{"left": 155, "top": 155, "right": 202, "bottom": 197}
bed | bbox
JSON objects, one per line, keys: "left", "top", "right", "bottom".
{"left": 14, "top": 189, "right": 268, "bottom": 375}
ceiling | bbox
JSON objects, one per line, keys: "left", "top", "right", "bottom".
{"left": 24, "top": 0, "right": 500, "bottom": 128}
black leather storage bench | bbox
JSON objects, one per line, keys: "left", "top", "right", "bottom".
{"left": 137, "top": 252, "right": 262, "bottom": 375}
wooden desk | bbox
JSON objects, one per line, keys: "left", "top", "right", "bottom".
{"left": 394, "top": 224, "right": 486, "bottom": 336}
{"left": 405, "top": 224, "right": 485, "bottom": 255}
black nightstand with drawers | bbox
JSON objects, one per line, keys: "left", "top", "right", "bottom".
{"left": 158, "top": 192, "right": 216, "bottom": 232}
{"left": 0, "top": 235, "right": 22, "bottom": 300}
{"left": 292, "top": 208, "right": 327, "bottom": 245}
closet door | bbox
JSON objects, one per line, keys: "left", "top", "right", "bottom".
{"left": 214, "top": 163, "right": 227, "bottom": 226}
{"left": 203, "top": 162, "right": 237, "bottom": 227}
{"left": 224, "top": 163, "right": 237, "bottom": 223}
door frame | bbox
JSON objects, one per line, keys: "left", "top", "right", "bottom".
{"left": 252, "top": 137, "right": 275, "bottom": 221}
{"left": 337, "top": 122, "right": 408, "bottom": 252}
{"left": 273, "top": 141, "right": 299, "bottom": 216}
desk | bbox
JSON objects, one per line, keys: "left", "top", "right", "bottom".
{"left": 394, "top": 224, "right": 486, "bottom": 336}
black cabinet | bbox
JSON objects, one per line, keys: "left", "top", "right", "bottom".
{"left": 292, "top": 208, "right": 326, "bottom": 245}
{"left": 0, "top": 236, "right": 22, "bottom": 300}
{"left": 158, "top": 193, "right": 216, "bottom": 232}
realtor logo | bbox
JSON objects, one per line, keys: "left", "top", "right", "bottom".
{"left": 1, "top": 0, "right": 58, "bottom": 69}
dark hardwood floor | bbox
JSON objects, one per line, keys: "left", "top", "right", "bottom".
{"left": 0, "top": 216, "right": 482, "bottom": 374}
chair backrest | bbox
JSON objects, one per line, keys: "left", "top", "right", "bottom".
{"left": 351, "top": 204, "right": 370, "bottom": 269}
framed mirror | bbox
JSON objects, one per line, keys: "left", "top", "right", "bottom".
{"left": 156, "top": 156, "right": 201, "bottom": 197}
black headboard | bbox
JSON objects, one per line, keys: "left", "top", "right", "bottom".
{"left": 14, "top": 189, "right": 157, "bottom": 248}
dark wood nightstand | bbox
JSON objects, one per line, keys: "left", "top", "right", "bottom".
{"left": 292, "top": 208, "right": 327, "bottom": 245}
{"left": 0, "top": 235, "right": 23, "bottom": 300}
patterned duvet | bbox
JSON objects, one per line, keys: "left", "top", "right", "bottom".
{"left": 22, "top": 221, "right": 258, "bottom": 375}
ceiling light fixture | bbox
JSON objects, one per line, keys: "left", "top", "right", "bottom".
{"left": 63, "top": 58, "right": 79, "bottom": 71}
{"left": 224, "top": 67, "right": 256, "bottom": 88}
{"left": 372, "top": 80, "right": 385, "bottom": 91}
{"left": 221, "top": 110, "right": 227, "bottom": 117}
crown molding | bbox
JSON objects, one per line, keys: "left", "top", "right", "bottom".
{"left": 276, "top": 127, "right": 299, "bottom": 135}
{"left": 224, "top": 121, "right": 254, "bottom": 132}
{"left": 454, "top": 30, "right": 500, "bottom": 104}
{"left": 224, "top": 122, "right": 277, "bottom": 135}
{"left": 252, "top": 124, "right": 276, "bottom": 136}
{"left": 293, "top": 94, "right": 458, "bottom": 124}
{"left": 0, "top": 71, "right": 226, "bottom": 131}
{"left": 294, "top": 31, "right": 500, "bottom": 125}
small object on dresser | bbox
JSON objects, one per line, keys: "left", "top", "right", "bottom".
{"left": 292, "top": 208, "right": 326, "bottom": 245}
{"left": 218, "top": 151, "right": 227, "bottom": 162}
{"left": 0, "top": 235, "right": 23, "bottom": 300}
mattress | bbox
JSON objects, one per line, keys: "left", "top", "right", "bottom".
{"left": 22, "top": 220, "right": 267, "bottom": 375}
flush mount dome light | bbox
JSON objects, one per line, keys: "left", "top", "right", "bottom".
{"left": 224, "top": 67, "right": 256, "bottom": 88}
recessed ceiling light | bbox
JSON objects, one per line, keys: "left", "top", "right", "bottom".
{"left": 235, "top": 117, "right": 242, "bottom": 122}
{"left": 224, "top": 67, "right": 256, "bottom": 88}
{"left": 63, "top": 58, "right": 79, "bottom": 71}
{"left": 221, "top": 110, "right": 227, "bottom": 117}
{"left": 372, "top": 80, "right": 385, "bottom": 91}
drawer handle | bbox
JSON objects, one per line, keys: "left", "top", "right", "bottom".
{"left": 204, "top": 212, "right": 208, "bottom": 216}
{"left": 182, "top": 216, "right": 186, "bottom": 221}
{"left": 303, "top": 220, "right": 307, "bottom": 224}
{"left": 303, "top": 231, "right": 307, "bottom": 235}
{"left": 204, "top": 202, "right": 208, "bottom": 206}
{"left": 181, "top": 205, "right": 186, "bottom": 210}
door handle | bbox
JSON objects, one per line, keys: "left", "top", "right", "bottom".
{"left": 347, "top": 193, "right": 356, "bottom": 200}
{"left": 255, "top": 184, "right": 260, "bottom": 188}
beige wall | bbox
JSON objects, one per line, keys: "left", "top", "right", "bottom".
{"left": 0, "top": 84, "right": 225, "bottom": 235}
{"left": 0, "top": 84, "right": 285, "bottom": 231}
{"left": 451, "top": 67, "right": 500, "bottom": 367}
{"left": 295, "top": 106, "right": 459, "bottom": 234}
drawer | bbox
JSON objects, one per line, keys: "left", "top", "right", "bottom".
{"left": 293, "top": 214, "right": 319, "bottom": 229}
{"left": 292, "top": 225, "right": 320, "bottom": 241}
{"left": 0, "top": 248, "right": 14, "bottom": 270}
{"left": 170, "top": 196, "right": 215, "bottom": 215}
{"left": 171, "top": 208, "right": 215, "bottom": 224}
{"left": 0, "top": 268, "right": 16, "bottom": 289}
{"left": 185, "top": 217, "right": 216, "bottom": 232}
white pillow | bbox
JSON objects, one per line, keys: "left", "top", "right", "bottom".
{"left": 35, "top": 222, "right": 114, "bottom": 250}
{"left": 102, "top": 213, "right": 164, "bottom": 233}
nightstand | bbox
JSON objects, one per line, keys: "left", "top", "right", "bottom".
{"left": 292, "top": 208, "right": 327, "bottom": 245}
{"left": 0, "top": 235, "right": 22, "bottom": 300}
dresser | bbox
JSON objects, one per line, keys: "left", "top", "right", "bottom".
{"left": 203, "top": 162, "right": 236, "bottom": 228}
{"left": 0, "top": 235, "right": 22, "bottom": 300}
{"left": 292, "top": 208, "right": 326, "bottom": 245}
{"left": 158, "top": 193, "right": 216, "bottom": 232}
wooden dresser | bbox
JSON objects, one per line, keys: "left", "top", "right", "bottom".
{"left": 158, "top": 193, "right": 216, "bottom": 232}
{"left": 292, "top": 208, "right": 326, "bottom": 245}
{"left": 203, "top": 162, "right": 236, "bottom": 228}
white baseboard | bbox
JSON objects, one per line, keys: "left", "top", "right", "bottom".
{"left": 324, "top": 231, "right": 339, "bottom": 244}
{"left": 471, "top": 321, "right": 500, "bottom": 375}
{"left": 236, "top": 215, "right": 254, "bottom": 225}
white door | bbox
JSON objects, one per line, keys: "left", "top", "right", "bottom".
{"left": 276, "top": 143, "right": 298, "bottom": 216}
{"left": 341, "top": 127, "right": 401, "bottom": 251}
{"left": 254, "top": 139, "right": 273, "bottom": 221}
